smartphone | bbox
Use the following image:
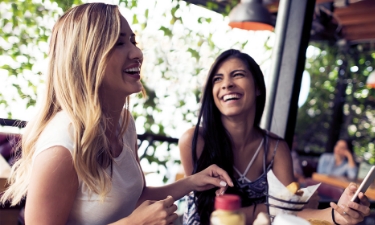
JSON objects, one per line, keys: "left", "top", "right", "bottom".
{"left": 350, "top": 166, "right": 375, "bottom": 203}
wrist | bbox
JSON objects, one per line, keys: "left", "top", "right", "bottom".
{"left": 331, "top": 208, "right": 339, "bottom": 225}
{"left": 184, "top": 175, "right": 195, "bottom": 192}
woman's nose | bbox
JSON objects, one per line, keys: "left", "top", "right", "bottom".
{"left": 221, "top": 78, "right": 234, "bottom": 89}
{"left": 129, "top": 45, "right": 143, "bottom": 62}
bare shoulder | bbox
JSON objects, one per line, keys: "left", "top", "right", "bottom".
{"left": 265, "top": 132, "right": 294, "bottom": 185}
{"left": 27, "top": 146, "right": 78, "bottom": 224}
{"left": 266, "top": 132, "right": 289, "bottom": 159}
{"left": 178, "top": 127, "right": 196, "bottom": 147}
{"left": 178, "top": 127, "right": 204, "bottom": 175}
{"left": 178, "top": 127, "right": 204, "bottom": 152}
{"left": 32, "top": 146, "right": 78, "bottom": 186}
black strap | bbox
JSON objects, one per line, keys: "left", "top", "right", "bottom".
{"left": 332, "top": 208, "right": 341, "bottom": 225}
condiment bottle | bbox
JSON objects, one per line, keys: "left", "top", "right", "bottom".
{"left": 210, "top": 194, "right": 245, "bottom": 225}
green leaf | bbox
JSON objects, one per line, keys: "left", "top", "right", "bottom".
{"left": 187, "top": 48, "right": 199, "bottom": 61}
{"left": 159, "top": 26, "right": 172, "bottom": 37}
{"left": 132, "top": 14, "right": 138, "bottom": 25}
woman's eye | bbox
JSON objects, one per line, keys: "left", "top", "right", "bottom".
{"left": 130, "top": 37, "right": 138, "bottom": 46}
{"left": 212, "top": 77, "right": 222, "bottom": 83}
{"left": 234, "top": 73, "right": 244, "bottom": 77}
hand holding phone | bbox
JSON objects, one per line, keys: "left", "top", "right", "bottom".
{"left": 350, "top": 166, "right": 375, "bottom": 203}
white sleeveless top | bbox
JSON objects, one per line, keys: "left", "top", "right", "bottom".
{"left": 33, "top": 111, "right": 144, "bottom": 225}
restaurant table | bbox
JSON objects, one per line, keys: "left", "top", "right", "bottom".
{"left": 312, "top": 173, "right": 375, "bottom": 200}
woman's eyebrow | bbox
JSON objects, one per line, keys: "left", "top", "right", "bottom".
{"left": 230, "top": 69, "right": 246, "bottom": 74}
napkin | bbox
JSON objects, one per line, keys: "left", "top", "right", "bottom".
{"left": 267, "top": 170, "right": 320, "bottom": 218}
{"left": 0, "top": 154, "right": 11, "bottom": 178}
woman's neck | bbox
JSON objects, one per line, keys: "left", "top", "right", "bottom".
{"left": 102, "top": 100, "right": 124, "bottom": 142}
{"left": 221, "top": 116, "right": 260, "bottom": 152}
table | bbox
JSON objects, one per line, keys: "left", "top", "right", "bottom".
{"left": 312, "top": 173, "right": 375, "bottom": 200}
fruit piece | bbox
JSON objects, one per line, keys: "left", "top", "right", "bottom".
{"left": 286, "top": 182, "right": 300, "bottom": 194}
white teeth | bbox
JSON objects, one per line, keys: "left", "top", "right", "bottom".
{"left": 223, "top": 94, "right": 240, "bottom": 102}
{"left": 124, "top": 67, "right": 140, "bottom": 73}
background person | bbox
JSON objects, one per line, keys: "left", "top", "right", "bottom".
{"left": 317, "top": 139, "right": 358, "bottom": 180}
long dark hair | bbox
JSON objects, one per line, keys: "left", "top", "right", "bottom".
{"left": 191, "top": 49, "right": 266, "bottom": 224}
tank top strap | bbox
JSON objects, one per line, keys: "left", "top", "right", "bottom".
{"left": 262, "top": 132, "right": 268, "bottom": 173}
{"left": 266, "top": 139, "right": 279, "bottom": 171}
{"left": 233, "top": 138, "right": 264, "bottom": 180}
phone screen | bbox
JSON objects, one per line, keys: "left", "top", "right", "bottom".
{"left": 351, "top": 166, "right": 375, "bottom": 203}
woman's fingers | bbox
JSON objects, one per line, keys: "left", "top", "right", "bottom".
{"left": 166, "top": 212, "right": 179, "bottom": 224}
{"left": 331, "top": 201, "right": 365, "bottom": 224}
{"left": 339, "top": 204, "right": 361, "bottom": 220}
{"left": 358, "top": 192, "right": 370, "bottom": 207}
{"left": 347, "top": 182, "right": 358, "bottom": 194}
{"left": 207, "top": 164, "right": 234, "bottom": 187}
{"left": 162, "top": 195, "right": 175, "bottom": 208}
{"left": 166, "top": 203, "right": 178, "bottom": 215}
{"left": 348, "top": 196, "right": 371, "bottom": 216}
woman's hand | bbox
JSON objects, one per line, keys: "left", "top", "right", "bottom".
{"left": 330, "top": 183, "right": 370, "bottom": 225}
{"left": 125, "top": 195, "right": 178, "bottom": 225}
{"left": 187, "top": 164, "right": 234, "bottom": 195}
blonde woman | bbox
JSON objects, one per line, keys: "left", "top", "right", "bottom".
{"left": 0, "top": 3, "right": 233, "bottom": 225}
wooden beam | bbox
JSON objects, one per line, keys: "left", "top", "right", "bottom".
{"left": 336, "top": 13, "right": 375, "bottom": 25}
{"left": 345, "top": 31, "right": 375, "bottom": 41}
{"left": 344, "top": 28, "right": 375, "bottom": 36}
{"left": 335, "top": 0, "right": 375, "bottom": 16}
{"left": 343, "top": 23, "right": 375, "bottom": 33}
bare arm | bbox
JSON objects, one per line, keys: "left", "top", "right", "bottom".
{"left": 25, "top": 146, "right": 78, "bottom": 225}
{"left": 179, "top": 128, "right": 264, "bottom": 225}
{"left": 271, "top": 139, "right": 295, "bottom": 186}
{"left": 179, "top": 127, "right": 203, "bottom": 176}
{"left": 136, "top": 130, "right": 232, "bottom": 203}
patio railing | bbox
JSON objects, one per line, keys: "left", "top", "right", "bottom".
{"left": 0, "top": 118, "right": 179, "bottom": 161}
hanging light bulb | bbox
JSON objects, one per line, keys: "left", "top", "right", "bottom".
{"left": 366, "top": 70, "right": 375, "bottom": 88}
{"left": 228, "top": 0, "right": 274, "bottom": 31}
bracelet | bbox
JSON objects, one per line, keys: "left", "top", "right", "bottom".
{"left": 331, "top": 208, "right": 340, "bottom": 225}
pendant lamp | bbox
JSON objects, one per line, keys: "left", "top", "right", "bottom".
{"left": 367, "top": 70, "right": 375, "bottom": 88}
{"left": 228, "top": 0, "right": 274, "bottom": 31}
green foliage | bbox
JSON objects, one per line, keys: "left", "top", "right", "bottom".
{"left": 296, "top": 42, "right": 375, "bottom": 165}
{"left": 0, "top": 0, "right": 66, "bottom": 118}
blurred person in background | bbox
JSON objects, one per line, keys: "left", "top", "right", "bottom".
{"left": 317, "top": 139, "right": 358, "bottom": 180}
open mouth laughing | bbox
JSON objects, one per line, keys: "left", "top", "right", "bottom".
{"left": 222, "top": 93, "right": 241, "bottom": 102}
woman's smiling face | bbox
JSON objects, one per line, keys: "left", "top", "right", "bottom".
{"left": 101, "top": 15, "right": 143, "bottom": 101}
{"left": 212, "top": 57, "right": 258, "bottom": 117}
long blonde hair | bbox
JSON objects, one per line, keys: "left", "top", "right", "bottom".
{"left": 1, "top": 3, "right": 131, "bottom": 205}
